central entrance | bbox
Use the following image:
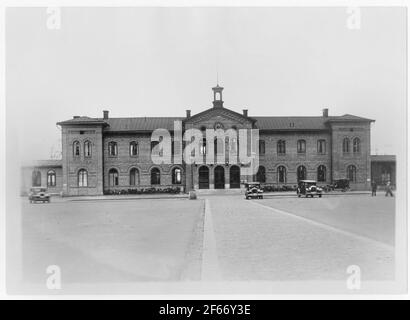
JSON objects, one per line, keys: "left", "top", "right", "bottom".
{"left": 229, "top": 165, "right": 240, "bottom": 188}
{"left": 214, "top": 166, "right": 225, "bottom": 189}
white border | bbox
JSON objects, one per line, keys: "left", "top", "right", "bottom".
{"left": 0, "top": 0, "right": 408, "bottom": 300}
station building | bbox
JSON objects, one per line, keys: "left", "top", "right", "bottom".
{"left": 21, "top": 85, "right": 377, "bottom": 196}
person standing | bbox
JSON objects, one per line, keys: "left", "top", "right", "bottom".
{"left": 385, "top": 181, "right": 394, "bottom": 197}
{"left": 371, "top": 180, "right": 377, "bottom": 196}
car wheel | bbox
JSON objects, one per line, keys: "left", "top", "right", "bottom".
{"left": 298, "top": 194, "right": 301, "bottom": 198}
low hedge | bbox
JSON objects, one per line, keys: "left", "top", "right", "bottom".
{"left": 104, "top": 187, "right": 182, "bottom": 195}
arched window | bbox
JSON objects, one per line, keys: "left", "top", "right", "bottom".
{"left": 353, "top": 138, "right": 360, "bottom": 153}
{"left": 200, "top": 138, "right": 207, "bottom": 155}
{"left": 73, "top": 141, "right": 80, "bottom": 157}
{"left": 47, "top": 170, "right": 56, "bottom": 187}
{"left": 256, "top": 166, "right": 266, "bottom": 183}
{"left": 317, "top": 139, "right": 326, "bottom": 154}
{"left": 317, "top": 165, "right": 326, "bottom": 182}
{"left": 84, "top": 141, "right": 91, "bottom": 157}
{"left": 343, "top": 138, "right": 350, "bottom": 153}
{"left": 347, "top": 165, "right": 357, "bottom": 182}
{"left": 108, "top": 168, "right": 119, "bottom": 186}
{"left": 129, "top": 168, "right": 139, "bottom": 186}
{"left": 151, "top": 168, "right": 161, "bottom": 185}
{"left": 297, "top": 140, "right": 306, "bottom": 153}
{"left": 277, "top": 140, "right": 286, "bottom": 154}
{"left": 297, "top": 165, "right": 307, "bottom": 181}
{"left": 130, "top": 141, "right": 139, "bottom": 156}
{"left": 78, "top": 169, "right": 88, "bottom": 187}
{"left": 259, "top": 140, "right": 265, "bottom": 155}
{"left": 32, "top": 170, "right": 41, "bottom": 187}
{"left": 277, "top": 166, "right": 287, "bottom": 183}
{"left": 172, "top": 167, "right": 182, "bottom": 185}
{"left": 108, "top": 141, "right": 118, "bottom": 156}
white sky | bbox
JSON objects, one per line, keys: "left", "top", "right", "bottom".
{"left": 6, "top": 7, "right": 406, "bottom": 163}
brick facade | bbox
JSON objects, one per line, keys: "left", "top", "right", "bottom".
{"left": 20, "top": 86, "right": 376, "bottom": 195}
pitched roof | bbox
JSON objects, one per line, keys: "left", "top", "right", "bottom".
{"left": 104, "top": 117, "right": 184, "bottom": 132}
{"left": 254, "top": 116, "right": 328, "bottom": 130}
{"left": 57, "top": 116, "right": 108, "bottom": 126}
{"left": 57, "top": 111, "right": 373, "bottom": 132}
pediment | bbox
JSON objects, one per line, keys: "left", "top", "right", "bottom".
{"left": 185, "top": 107, "right": 254, "bottom": 127}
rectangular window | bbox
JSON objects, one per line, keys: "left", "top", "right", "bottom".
{"left": 317, "top": 140, "right": 326, "bottom": 154}
{"left": 259, "top": 140, "right": 265, "bottom": 155}
{"left": 297, "top": 140, "right": 306, "bottom": 153}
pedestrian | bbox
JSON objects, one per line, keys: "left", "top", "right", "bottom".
{"left": 371, "top": 180, "right": 377, "bottom": 196}
{"left": 385, "top": 181, "right": 394, "bottom": 197}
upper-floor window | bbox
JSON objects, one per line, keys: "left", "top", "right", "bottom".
{"left": 130, "top": 141, "right": 139, "bottom": 156}
{"left": 151, "top": 141, "right": 163, "bottom": 156}
{"left": 317, "top": 139, "right": 326, "bottom": 154}
{"left": 108, "top": 141, "right": 118, "bottom": 156}
{"left": 343, "top": 138, "right": 350, "bottom": 153}
{"left": 277, "top": 140, "right": 286, "bottom": 154}
{"left": 353, "top": 138, "right": 360, "bottom": 153}
{"left": 73, "top": 141, "right": 80, "bottom": 157}
{"left": 259, "top": 140, "right": 265, "bottom": 155}
{"left": 78, "top": 169, "right": 88, "bottom": 187}
{"left": 84, "top": 141, "right": 92, "bottom": 157}
{"left": 47, "top": 170, "right": 56, "bottom": 187}
{"left": 200, "top": 138, "right": 207, "bottom": 155}
{"left": 297, "top": 140, "right": 306, "bottom": 153}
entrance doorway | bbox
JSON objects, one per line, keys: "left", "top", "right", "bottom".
{"left": 198, "top": 166, "right": 209, "bottom": 189}
{"left": 229, "top": 165, "right": 240, "bottom": 189}
{"left": 214, "top": 166, "right": 225, "bottom": 189}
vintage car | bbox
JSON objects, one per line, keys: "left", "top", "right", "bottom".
{"left": 29, "top": 187, "right": 51, "bottom": 203}
{"left": 245, "top": 182, "right": 264, "bottom": 199}
{"left": 297, "top": 180, "right": 323, "bottom": 198}
{"left": 332, "top": 179, "right": 350, "bottom": 192}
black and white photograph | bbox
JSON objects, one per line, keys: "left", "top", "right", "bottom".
{"left": 2, "top": 2, "right": 408, "bottom": 298}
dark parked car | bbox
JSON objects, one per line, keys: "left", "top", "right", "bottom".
{"left": 297, "top": 180, "right": 323, "bottom": 198}
{"left": 245, "top": 182, "right": 264, "bottom": 199}
{"left": 332, "top": 179, "right": 350, "bottom": 192}
{"left": 29, "top": 187, "right": 50, "bottom": 203}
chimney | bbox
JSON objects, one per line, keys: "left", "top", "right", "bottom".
{"left": 186, "top": 109, "right": 191, "bottom": 118}
{"left": 73, "top": 116, "right": 80, "bottom": 119}
{"left": 243, "top": 109, "right": 248, "bottom": 117}
{"left": 103, "top": 110, "right": 109, "bottom": 120}
{"left": 322, "top": 108, "right": 329, "bottom": 117}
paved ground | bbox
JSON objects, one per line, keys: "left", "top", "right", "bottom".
{"left": 207, "top": 194, "right": 394, "bottom": 281}
{"left": 20, "top": 193, "right": 395, "bottom": 285}
{"left": 21, "top": 198, "right": 204, "bottom": 283}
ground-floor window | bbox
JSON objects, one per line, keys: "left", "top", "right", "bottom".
{"left": 129, "top": 168, "right": 139, "bottom": 186}
{"left": 256, "top": 166, "right": 266, "bottom": 183}
{"left": 347, "top": 165, "right": 357, "bottom": 183}
{"left": 151, "top": 168, "right": 161, "bottom": 185}
{"left": 109, "top": 168, "right": 119, "bottom": 186}
{"left": 47, "top": 170, "right": 56, "bottom": 187}
{"left": 277, "top": 166, "right": 286, "bottom": 183}
{"left": 172, "top": 167, "right": 182, "bottom": 184}
{"left": 78, "top": 169, "right": 88, "bottom": 187}
{"left": 317, "top": 165, "right": 326, "bottom": 182}
{"left": 297, "top": 165, "right": 307, "bottom": 181}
